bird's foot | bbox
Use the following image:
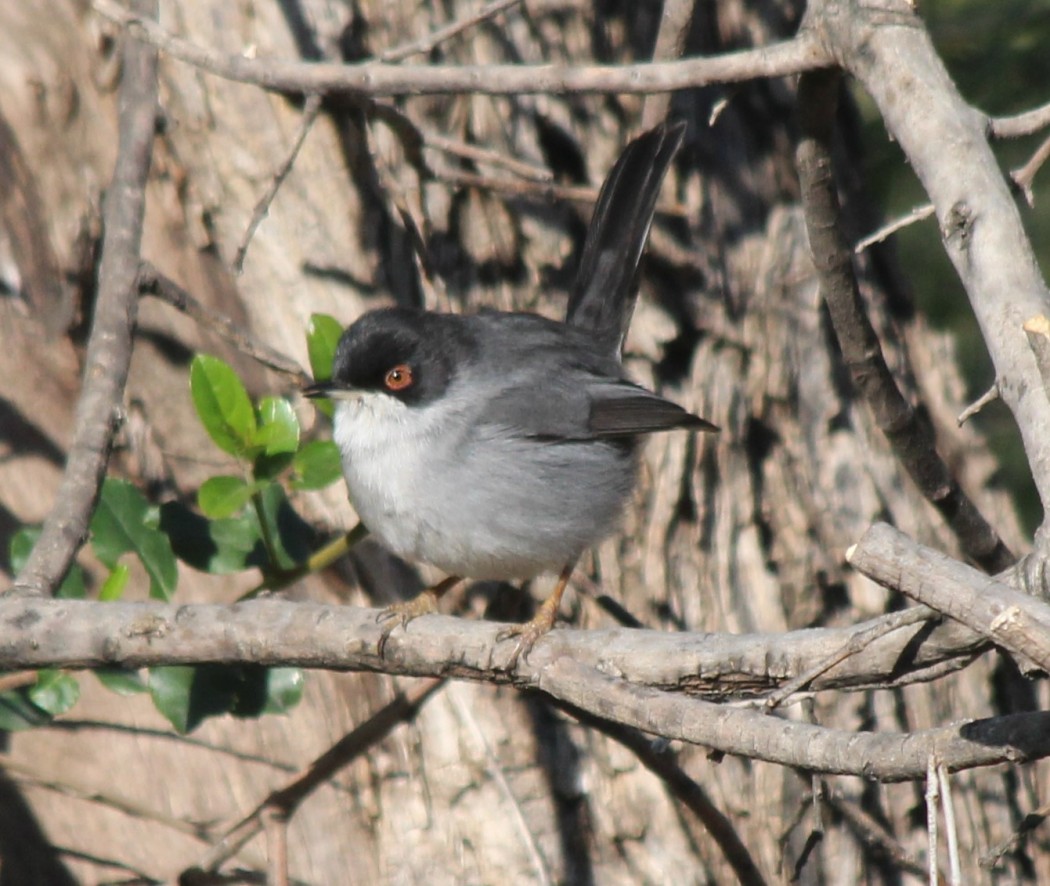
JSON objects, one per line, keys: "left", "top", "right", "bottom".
{"left": 496, "top": 595, "right": 560, "bottom": 670}
{"left": 376, "top": 589, "right": 439, "bottom": 656}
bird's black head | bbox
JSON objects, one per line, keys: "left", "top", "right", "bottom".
{"left": 307, "top": 307, "right": 469, "bottom": 407}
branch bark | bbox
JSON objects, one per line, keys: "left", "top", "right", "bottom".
{"left": 93, "top": 0, "right": 829, "bottom": 97}
{"left": 12, "top": 0, "right": 158, "bottom": 597}
{"left": 816, "top": 0, "right": 1050, "bottom": 514}
{"left": 848, "top": 522, "right": 1050, "bottom": 673}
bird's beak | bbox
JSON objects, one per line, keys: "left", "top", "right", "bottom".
{"left": 303, "top": 380, "right": 363, "bottom": 401}
{"left": 302, "top": 380, "right": 334, "bottom": 399}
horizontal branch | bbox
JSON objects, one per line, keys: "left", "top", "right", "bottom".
{"left": 0, "top": 595, "right": 1038, "bottom": 780}
{"left": 0, "top": 593, "right": 986, "bottom": 696}
{"left": 94, "top": 0, "right": 829, "bottom": 97}
{"left": 848, "top": 523, "right": 1050, "bottom": 674}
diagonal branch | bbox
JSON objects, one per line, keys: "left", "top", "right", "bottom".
{"left": 818, "top": 0, "right": 1050, "bottom": 515}
{"left": 12, "top": 0, "right": 158, "bottom": 597}
{"left": 795, "top": 68, "right": 1014, "bottom": 573}
{"left": 848, "top": 522, "right": 1050, "bottom": 674}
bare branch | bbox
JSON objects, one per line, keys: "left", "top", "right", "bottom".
{"left": 1, "top": 596, "right": 1047, "bottom": 779}
{"left": 233, "top": 94, "right": 323, "bottom": 275}
{"left": 380, "top": 0, "right": 522, "bottom": 63}
{"left": 551, "top": 697, "right": 767, "bottom": 886}
{"left": 796, "top": 68, "right": 1013, "bottom": 573}
{"left": 957, "top": 383, "right": 1000, "bottom": 426}
{"left": 138, "top": 263, "right": 308, "bottom": 381}
{"left": 991, "top": 99, "right": 1050, "bottom": 139}
{"left": 12, "top": 0, "right": 158, "bottom": 597}
{"left": 93, "top": 0, "right": 829, "bottom": 98}
{"left": 537, "top": 658, "right": 1050, "bottom": 781}
{"left": 0, "top": 594, "right": 984, "bottom": 695}
{"left": 825, "top": 0, "right": 1050, "bottom": 513}
{"left": 848, "top": 522, "right": 1050, "bottom": 673}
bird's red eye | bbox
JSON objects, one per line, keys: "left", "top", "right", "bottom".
{"left": 384, "top": 364, "right": 414, "bottom": 391}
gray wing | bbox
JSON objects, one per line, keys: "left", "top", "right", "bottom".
{"left": 480, "top": 372, "right": 717, "bottom": 440}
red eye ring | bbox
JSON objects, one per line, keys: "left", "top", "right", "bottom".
{"left": 384, "top": 364, "right": 414, "bottom": 392}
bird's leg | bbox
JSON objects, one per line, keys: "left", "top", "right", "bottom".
{"left": 497, "top": 561, "right": 575, "bottom": 669}
{"left": 377, "top": 575, "right": 462, "bottom": 656}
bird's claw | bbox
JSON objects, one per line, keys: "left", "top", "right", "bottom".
{"left": 496, "top": 607, "right": 558, "bottom": 670}
{"left": 376, "top": 590, "right": 438, "bottom": 657}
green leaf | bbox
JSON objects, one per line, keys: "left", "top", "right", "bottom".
{"left": 306, "top": 313, "right": 343, "bottom": 381}
{"left": 190, "top": 354, "right": 259, "bottom": 458}
{"left": 159, "top": 502, "right": 267, "bottom": 575}
{"left": 306, "top": 314, "right": 343, "bottom": 419}
{"left": 9, "top": 527, "right": 87, "bottom": 599}
{"left": 148, "top": 665, "right": 303, "bottom": 733}
{"left": 94, "top": 667, "right": 148, "bottom": 696}
{"left": 252, "top": 483, "right": 316, "bottom": 571}
{"left": 292, "top": 440, "right": 343, "bottom": 490}
{"left": 149, "top": 666, "right": 202, "bottom": 733}
{"left": 198, "top": 475, "right": 265, "bottom": 519}
{"left": 90, "top": 479, "right": 178, "bottom": 601}
{"left": 28, "top": 670, "right": 80, "bottom": 716}
{"left": 98, "top": 562, "right": 130, "bottom": 601}
{"left": 260, "top": 667, "right": 305, "bottom": 714}
{"left": 253, "top": 397, "right": 300, "bottom": 456}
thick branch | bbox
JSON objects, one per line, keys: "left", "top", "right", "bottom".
{"left": 795, "top": 68, "right": 1013, "bottom": 573}
{"left": 848, "top": 522, "right": 1050, "bottom": 673}
{"left": 0, "top": 596, "right": 1040, "bottom": 780}
{"left": 0, "top": 595, "right": 984, "bottom": 696}
{"left": 93, "top": 0, "right": 829, "bottom": 97}
{"left": 819, "top": 0, "right": 1050, "bottom": 512}
{"left": 12, "top": 0, "right": 158, "bottom": 597}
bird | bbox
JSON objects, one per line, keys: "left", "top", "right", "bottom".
{"left": 305, "top": 121, "right": 717, "bottom": 665}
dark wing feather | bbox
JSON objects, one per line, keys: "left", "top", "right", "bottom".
{"left": 588, "top": 385, "right": 719, "bottom": 437}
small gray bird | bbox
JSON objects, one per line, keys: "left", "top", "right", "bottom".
{"left": 306, "top": 122, "right": 717, "bottom": 663}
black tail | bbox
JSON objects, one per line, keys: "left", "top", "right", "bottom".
{"left": 565, "top": 121, "right": 685, "bottom": 356}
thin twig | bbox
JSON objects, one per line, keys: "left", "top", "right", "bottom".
{"left": 641, "top": 0, "right": 696, "bottom": 128}
{"left": 828, "top": 794, "right": 930, "bottom": 879}
{"left": 12, "top": 0, "right": 158, "bottom": 597}
{"left": 380, "top": 0, "right": 522, "bottom": 63}
{"left": 434, "top": 165, "right": 689, "bottom": 217}
{"left": 137, "top": 262, "right": 308, "bottom": 381}
{"left": 422, "top": 129, "right": 552, "bottom": 182}
{"left": 765, "top": 607, "right": 933, "bottom": 710}
{"left": 854, "top": 204, "right": 936, "bottom": 253}
{"left": 957, "top": 382, "right": 1000, "bottom": 426}
{"left": 262, "top": 806, "right": 289, "bottom": 886}
{"left": 926, "top": 757, "right": 939, "bottom": 886}
{"left": 937, "top": 763, "right": 961, "bottom": 885}
{"left": 449, "top": 685, "right": 552, "bottom": 886}
{"left": 548, "top": 697, "right": 767, "bottom": 886}
{"left": 856, "top": 128, "right": 1050, "bottom": 252}
{"left": 233, "top": 94, "right": 323, "bottom": 274}
{"left": 1, "top": 754, "right": 216, "bottom": 842}
{"left": 796, "top": 69, "right": 1013, "bottom": 574}
{"left": 1011, "top": 132, "right": 1050, "bottom": 206}
{"left": 193, "top": 678, "right": 444, "bottom": 874}
{"left": 991, "top": 99, "right": 1050, "bottom": 139}
{"left": 0, "top": 670, "right": 39, "bottom": 692}
{"left": 980, "top": 796, "right": 1050, "bottom": 866}
{"left": 93, "top": 0, "right": 829, "bottom": 98}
